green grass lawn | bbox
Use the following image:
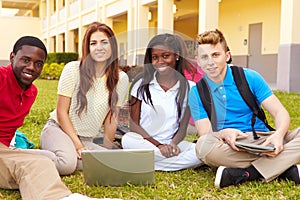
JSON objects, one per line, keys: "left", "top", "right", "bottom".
{"left": 1, "top": 79, "right": 300, "bottom": 200}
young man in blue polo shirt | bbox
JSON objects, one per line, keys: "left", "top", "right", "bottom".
{"left": 188, "top": 29, "right": 300, "bottom": 188}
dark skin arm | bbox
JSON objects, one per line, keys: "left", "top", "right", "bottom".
{"left": 166, "top": 106, "right": 191, "bottom": 156}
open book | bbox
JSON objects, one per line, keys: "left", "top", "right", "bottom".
{"left": 234, "top": 141, "right": 275, "bottom": 153}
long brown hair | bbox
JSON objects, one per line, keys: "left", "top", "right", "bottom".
{"left": 76, "top": 22, "right": 119, "bottom": 117}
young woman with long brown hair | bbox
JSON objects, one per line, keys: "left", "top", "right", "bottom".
{"left": 40, "top": 22, "right": 129, "bottom": 175}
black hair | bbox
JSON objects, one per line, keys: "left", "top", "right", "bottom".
{"left": 130, "top": 33, "right": 189, "bottom": 122}
{"left": 13, "top": 36, "right": 47, "bottom": 56}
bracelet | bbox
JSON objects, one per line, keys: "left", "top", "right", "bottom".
{"left": 156, "top": 143, "right": 163, "bottom": 147}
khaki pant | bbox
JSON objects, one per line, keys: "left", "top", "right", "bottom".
{"left": 195, "top": 127, "right": 300, "bottom": 182}
{"left": 40, "top": 120, "right": 106, "bottom": 175}
{"left": 0, "top": 143, "right": 71, "bottom": 200}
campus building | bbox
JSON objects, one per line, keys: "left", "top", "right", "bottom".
{"left": 0, "top": 0, "right": 299, "bottom": 92}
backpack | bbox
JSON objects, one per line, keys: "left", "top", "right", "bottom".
{"left": 10, "top": 130, "right": 35, "bottom": 149}
{"left": 196, "top": 65, "right": 275, "bottom": 140}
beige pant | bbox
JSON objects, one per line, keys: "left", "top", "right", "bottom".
{"left": 0, "top": 143, "right": 71, "bottom": 200}
{"left": 40, "top": 120, "right": 106, "bottom": 175}
{"left": 196, "top": 127, "right": 300, "bottom": 182}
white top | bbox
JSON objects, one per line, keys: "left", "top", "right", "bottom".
{"left": 131, "top": 74, "right": 189, "bottom": 144}
{"left": 49, "top": 61, "right": 129, "bottom": 137}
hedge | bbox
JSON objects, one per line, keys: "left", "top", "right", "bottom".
{"left": 40, "top": 62, "right": 144, "bottom": 81}
{"left": 40, "top": 63, "right": 64, "bottom": 80}
{"left": 46, "top": 52, "right": 78, "bottom": 64}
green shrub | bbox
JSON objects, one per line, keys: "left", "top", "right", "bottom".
{"left": 40, "top": 62, "right": 64, "bottom": 79}
{"left": 46, "top": 52, "right": 78, "bottom": 64}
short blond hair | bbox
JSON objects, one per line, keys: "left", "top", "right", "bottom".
{"left": 197, "top": 29, "right": 228, "bottom": 52}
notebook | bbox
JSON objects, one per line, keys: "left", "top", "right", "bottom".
{"left": 234, "top": 141, "right": 275, "bottom": 153}
{"left": 81, "top": 149, "right": 155, "bottom": 186}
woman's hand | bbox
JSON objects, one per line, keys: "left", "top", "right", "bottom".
{"left": 76, "top": 146, "right": 91, "bottom": 160}
{"left": 170, "top": 142, "right": 180, "bottom": 156}
{"left": 158, "top": 143, "right": 180, "bottom": 158}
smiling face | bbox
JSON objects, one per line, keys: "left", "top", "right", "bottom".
{"left": 197, "top": 42, "right": 230, "bottom": 83}
{"left": 151, "top": 44, "right": 178, "bottom": 75}
{"left": 89, "top": 31, "right": 112, "bottom": 64}
{"left": 10, "top": 45, "right": 46, "bottom": 90}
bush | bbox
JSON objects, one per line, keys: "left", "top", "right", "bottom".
{"left": 40, "top": 63, "right": 144, "bottom": 81}
{"left": 40, "top": 62, "right": 64, "bottom": 80}
{"left": 46, "top": 52, "right": 78, "bottom": 64}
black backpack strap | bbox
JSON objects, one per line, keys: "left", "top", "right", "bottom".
{"left": 231, "top": 66, "right": 275, "bottom": 139}
{"left": 196, "top": 78, "right": 217, "bottom": 132}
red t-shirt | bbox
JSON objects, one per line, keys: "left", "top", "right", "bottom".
{"left": 0, "top": 65, "right": 37, "bottom": 146}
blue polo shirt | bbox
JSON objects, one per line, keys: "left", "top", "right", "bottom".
{"left": 188, "top": 65, "right": 272, "bottom": 132}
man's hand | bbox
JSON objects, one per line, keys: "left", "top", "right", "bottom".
{"left": 261, "top": 131, "right": 284, "bottom": 157}
{"left": 219, "top": 128, "right": 248, "bottom": 151}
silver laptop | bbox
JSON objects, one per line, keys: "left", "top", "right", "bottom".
{"left": 81, "top": 149, "right": 155, "bottom": 186}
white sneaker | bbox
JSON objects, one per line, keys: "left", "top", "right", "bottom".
{"left": 61, "top": 193, "right": 122, "bottom": 200}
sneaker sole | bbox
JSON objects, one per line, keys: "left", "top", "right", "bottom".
{"left": 215, "top": 166, "right": 226, "bottom": 188}
{"left": 296, "top": 165, "right": 300, "bottom": 183}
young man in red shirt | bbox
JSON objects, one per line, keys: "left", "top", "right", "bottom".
{"left": 0, "top": 36, "right": 113, "bottom": 200}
